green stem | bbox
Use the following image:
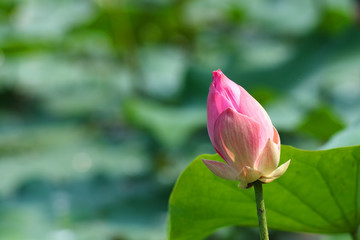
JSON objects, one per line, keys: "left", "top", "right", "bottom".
{"left": 253, "top": 181, "right": 269, "bottom": 240}
{"left": 351, "top": 227, "right": 358, "bottom": 240}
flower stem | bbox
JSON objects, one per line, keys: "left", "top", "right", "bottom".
{"left": 253, "top": 181, "right": 269, "bottom": 240}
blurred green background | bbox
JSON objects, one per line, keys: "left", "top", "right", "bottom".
{"left": 0, "top": 0, "right": 359, "bottom": 239}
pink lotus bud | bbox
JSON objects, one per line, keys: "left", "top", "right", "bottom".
{"left": 203, "top": 69, "right": 290, "bottom": 189}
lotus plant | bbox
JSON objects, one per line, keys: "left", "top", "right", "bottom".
{"left": 203, "top": 69, "right": 291, "bottom": 240}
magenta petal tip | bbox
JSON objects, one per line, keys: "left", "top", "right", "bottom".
{"left": 212, "top": 69, "right": 224, "bottom": 80}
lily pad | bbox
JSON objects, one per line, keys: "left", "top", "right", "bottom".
{"left": 169, "top": 145, "right": 360, "bottom": 239}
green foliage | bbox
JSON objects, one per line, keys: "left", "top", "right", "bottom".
{"left": 0, "top": 0, "right": 359, "bottom": 239}
{"left": 124, "top": 99, "right": 206, "bottom": 147}
{"left": 298, "top": 106, "right": 345, "bottom": 142}
{"left": 169, "top": 145, "right": 360, "bottom": 239}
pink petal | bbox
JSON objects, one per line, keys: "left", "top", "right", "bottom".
{"left": 212, "top": 70, "right": 241, "bottom": 109}
{"left": 255, "top": 139, "right": 280, "bottom": 175}
{"left": 273, "top": 126, "right": 280, "bottom": 148}
{"left": 202, "top": 159, "right": 239, "bottom": 181}
{"left": 238, "top": 166, "right": 262, "bottom": 189}
{"left": 236, "top": 86, "right": 275, "bottom": 151}
{"left": 207, "top": 87, "right": 235, "bottom": 145}
{"left": 207, "top": 70, "right": 241, "bottom": 145}
{"left": 259, "top": 160, "right": 291, "bottom": 183}
{"left": 213, "top": 108, "right": 261, "bottom": 170}
{"left": 208, "top": 70, "right": 277, "bottom": 153}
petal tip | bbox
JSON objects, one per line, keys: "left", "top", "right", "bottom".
{"left": 202, "top": 159, "right": 240, "bottom": 181}
{"left": 212, "top": 69, "right": 225, "bottom": 87}
{"left": 259, "top": 159, "right": 291, "bottom": 183}
{"left": 255, "top": 138, "right": 280, "bottom": 175}
{"left": 212, "top": 69, "right": 223, "bottom": 78}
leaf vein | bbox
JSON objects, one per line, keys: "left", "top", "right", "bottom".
{"left": 265, "top": 205, "right": 328, "bottom": 232}
{"left": 315, "top": 167, "right": 352, "bottom": 230}
{"left": 276, "top": 181, "right": 343, "bottom": 230}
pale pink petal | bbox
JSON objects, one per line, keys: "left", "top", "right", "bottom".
{"left": 238, "top": 180, "right": 248, "bottom": 189}
{"left": 213, "top": 108, "right": 261, "bottom": 170}
{"left": 238, "top": 166, "right": 262, "bottom": 189}
{"left": 255, "top": 139, "right": 280, "bottom": 175}
{"left": 236, "top": 86, "right": 275, "bottom": 151}
{"left": 202, "top": 159, "right": 239, "bottom": 181}
{"left": 273, "top": 126, "right": 280, "bottom": 148}
{"left": 259, "top": 160, "right": 291, "bottom": 183}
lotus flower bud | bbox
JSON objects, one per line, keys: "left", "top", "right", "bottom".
{"left": 203, "top": 69, "right": 290, "bottom": 189}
